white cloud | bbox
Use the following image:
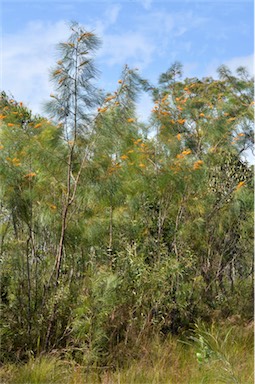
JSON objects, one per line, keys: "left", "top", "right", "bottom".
{"left": 139, "top": 0, "right": 153, "bottom": 10}
{"left": 104, "top": 4, "right": 122, "bottom": 25}
{"left": 2, "top": 20, "right": 70, "bottom": 114}
{"left": 223, "top": 54, "right": 254, "bottom": 76}
{"left": 1, "top": 4, "right": 123, "bottom": 115}
{"left": 205, "top": 54, "right": 254, "bottom": 78}
{"left": 99, "top": 32, "right": 155, "bottom": 68}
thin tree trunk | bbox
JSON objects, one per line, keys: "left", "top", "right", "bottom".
{"left": 26, "top": 237, "right": 32, "bottom": 340}
{"left": 108, "top": 204, "right": 113, "bottom": 256}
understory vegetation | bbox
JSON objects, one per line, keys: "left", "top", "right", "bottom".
{"left": 0, "top": 22, "right": 254, "bottom": 382}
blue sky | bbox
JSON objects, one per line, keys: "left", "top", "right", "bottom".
{"left": 1, "top": 0, "right": 254, "bottom": 120}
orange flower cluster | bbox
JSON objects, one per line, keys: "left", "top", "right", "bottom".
{"left": 34, "top": 123, "right": 42, "bottom": 129}
{"left": 98, "top": 107, "right": 108, "bottom": 113}
{"left": 6, "top": 157, "right": 21, "bottom": 166}
{"left": 236, "top": 181, "right": 245, "bottom": 190}
{"left": 78, "top": 32, "right": 94, "bottom": 41}
{"left": 170, "top": 164, "right": 181, "bottom": 174}
{"left": 182, "top": 149, "right": 192, "bottom": 155}
{"left": 133, "top": 138, "right": 142, "bottom": 145}
{"left": 193, "top": 160, "right": 203, "bottom": 170}
{"left": 53, "top": 69, "right": 63, "bottom": 76}
{"left": 24, "top": 172, "right": 36, "bottom": 178}
{"left": 104, "top": 95, "right": 116, "bottom": 102}
{"left": 231, "top": 136, "right": 240, "bottom": 145}
{"left": 179, "top": 98, "right": 188, "bottom": 104}
{"left": 176, "top": 149, "right": 191, "bottom": 160}
{"left": 58, "top": 77, "right": 66, "bottom": 85}
{"left": 108, "top": 163, "right": 121, "bottom": 175}
{"left": 161, "top": 94, "right": 169, "bottom": 103}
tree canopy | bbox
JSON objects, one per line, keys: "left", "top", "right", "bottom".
{"left": 0, "top": 22, "right": 253, "bottom": 365}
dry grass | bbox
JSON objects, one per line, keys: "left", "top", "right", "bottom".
{"left": 0, "top": 323, "right": 253, "bottom": 384}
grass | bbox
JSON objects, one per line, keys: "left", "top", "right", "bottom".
{"left": 0, "top": 323, "right": 253, "bottom": 384}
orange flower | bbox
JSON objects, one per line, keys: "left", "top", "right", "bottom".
{"left": 0, "top": 115, "right": 6, "bottom": 119}
{"left": 193, "top": 160, "right": 203, "bottom": 170}
{"left": 58, "top": 77, "right": 66, "bottom": 84}
{"left": 34, "top": 123, "right": 42, "bottom": 129}
{"left": 7, "top": 123, "right": 14, "bottom": 127}
{"left": 127, "top": 118, "right": 135, "bottom": 123}
{"left": 24, "top": 172, "right": 36, "bottom": 178}
{"left": 139, "top": 163, "right": 146, "bottom": 168}
{"left": 182, "top": 149, "right": 192, "bottom": 156}
{"left": 98, "top": 107, "right": 107, "bottom": 113}
{"left": 105, "top": 95, "right": 115, "bottom": 102}
{"left": 227, "top": 117, "right": 236, "bottom": 122}
{"left": 238, "top": 133, "right": 245, "bottom": 137}
{"left": 120, "top": 155, "right": 128, "bottom": 160}
{"left": 19, "top": 102, "right": 23, "bottom": 107}
{"left": 236, "top": 181, "right": 245, "bottom": 190}
{"left": 177, "top": 119, "right": 186, "bottom": 124}
{"left": 199, "top": 113, "right": 205, "bottom": 117}
{"left": 53, "top": 69, "right": 63, "bottom": 76}
{"left": 7, "top": 157, "right": 21, "bottom": 166}
{"left": 118, "top": 80, "right": 123, "bottom": 84}
{"left": 50, "top": 204, "right": 57, "bottom": 210}
{"left": 176, "top": 133, "right": 182, "bottom": 141}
